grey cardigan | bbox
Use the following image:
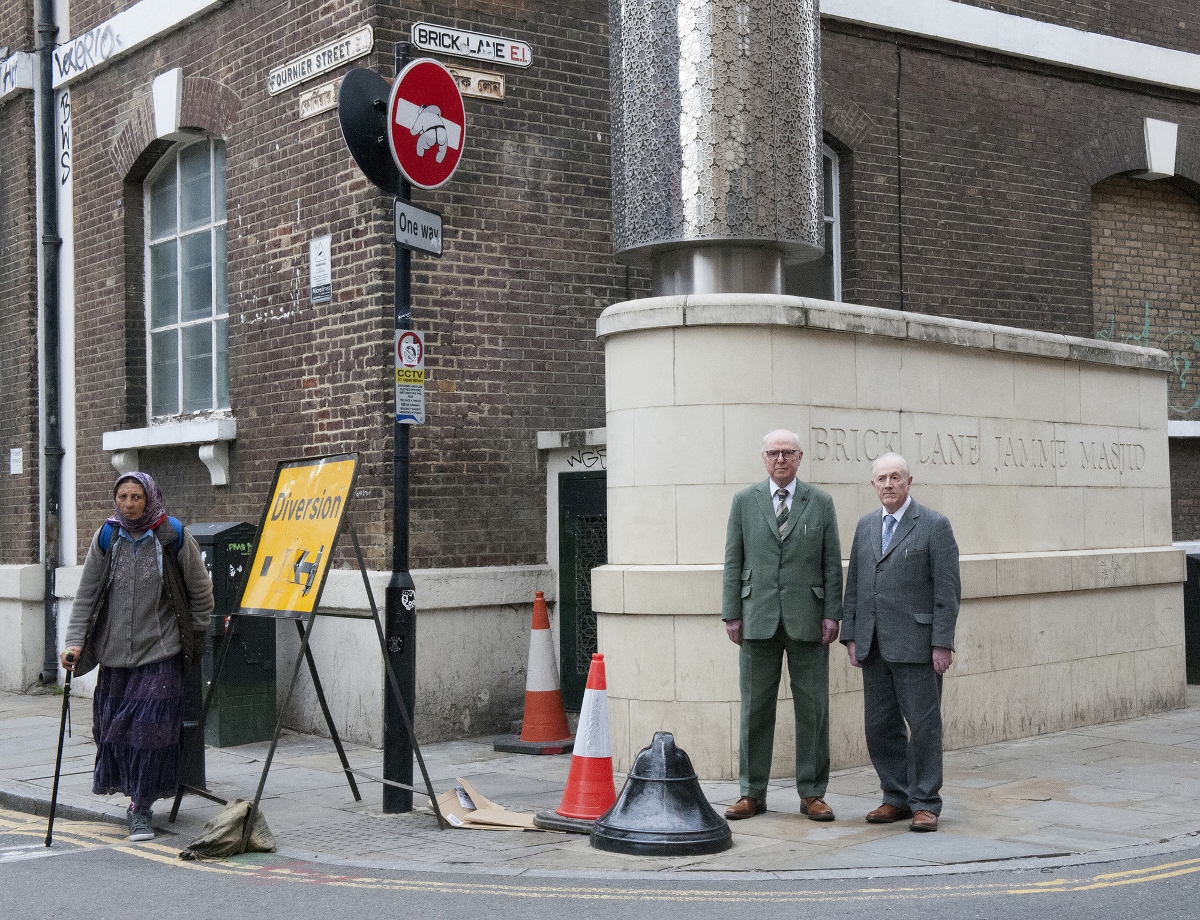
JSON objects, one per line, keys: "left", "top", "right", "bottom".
{"left": 66, "top": 522, "right": 214, "bottom": 669}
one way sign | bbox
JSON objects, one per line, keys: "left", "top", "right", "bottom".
{"left": 394, "top": 199, "right": 443, "bottom": 256}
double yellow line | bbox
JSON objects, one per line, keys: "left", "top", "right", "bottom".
{"left": 1010, "top": 856, "right": 1200, "bottom": 894}
{"left": 10, "top": 807, "right": 1200, "bottom": 902}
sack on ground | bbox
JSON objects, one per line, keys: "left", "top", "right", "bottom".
{"left": 179, "top": 799, "right": 276, "bottom": 860}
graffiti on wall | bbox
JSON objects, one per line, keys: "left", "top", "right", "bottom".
{"left": 1097, "top": 301, "right": 1200, "bottom": 416}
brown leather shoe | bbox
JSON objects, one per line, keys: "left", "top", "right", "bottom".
{"left": 800, "top": 796, "right": 835, "bottom": 821}
{"left": 725, "top": 796, "right": 766, "bottom": 819}
{"left": 865, "top": 803, "right": 913, "bottom": 824}
{"left": 910, "top": 810, "right": 938, "bottom": 832}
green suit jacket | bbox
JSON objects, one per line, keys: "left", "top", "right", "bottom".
{"left": 722, "top": 479, "right": 843, "bottom": 640}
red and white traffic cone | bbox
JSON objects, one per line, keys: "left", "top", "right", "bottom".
{"left": 494, "top": 592, "right": 574, "bottom": 755}
{"left": 533, "top": 654, "right": 616, "bottom": 832}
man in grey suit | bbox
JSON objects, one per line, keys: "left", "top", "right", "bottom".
{"left": 722, "top": 429, "right": 843, "bottom": 821}
{"left": 841, "top": 452, "right": 960, "bottom": 832}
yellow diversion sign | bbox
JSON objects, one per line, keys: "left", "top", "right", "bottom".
{"left": 238, "top": 453, "right": 358, "bottom": 618}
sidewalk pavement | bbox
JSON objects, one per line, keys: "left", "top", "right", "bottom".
{"left": 5, "top": 686, "right": 1200, "bottom": 879}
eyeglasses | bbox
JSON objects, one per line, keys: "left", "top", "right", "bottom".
{"left": 764, "top": 449, "right": 799, "bottom": 460}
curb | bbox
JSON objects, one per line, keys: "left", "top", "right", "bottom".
{"left": 0, "top": 788, "right": 125, "bottom": 827}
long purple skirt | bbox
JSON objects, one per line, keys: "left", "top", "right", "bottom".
{"left": 92, "top": 656, "right": 183, "bottom": 807}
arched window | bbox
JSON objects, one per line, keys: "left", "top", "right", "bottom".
{"left": 784, "top": 144, "right": 841, "bottom": 301}
{"left": 145, "top": 137, "right": 229, "bottom": 417}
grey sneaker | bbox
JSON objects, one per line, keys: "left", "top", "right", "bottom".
{"left": 127, "top": 804, "right": 155, "bottom": 841}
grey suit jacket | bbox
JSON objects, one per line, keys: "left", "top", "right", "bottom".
{"left": 841, "top": 500, "right": 960, "bottom": 663}
{"left": 722, "top": 479, "right": 843, "bottom": 642}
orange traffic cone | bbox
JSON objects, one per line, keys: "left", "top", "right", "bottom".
{"left": 493, "top": 592, "right": 574, "bottom": 755}
{"left": 555, "top": 653, "right": 616, "bottom": 819}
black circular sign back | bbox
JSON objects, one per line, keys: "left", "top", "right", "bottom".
{"left": 338, "top": 68, "right": 402, "bottom": 194}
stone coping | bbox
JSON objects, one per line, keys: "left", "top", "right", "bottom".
{"left": 593, "top": 545, "right": 1185, "bottom": 616}
{"left": 596, "top": 295, "right": 1170, "bottom": 373}
{"left": 0, "top": 565, "right": 43, "bottom": 602}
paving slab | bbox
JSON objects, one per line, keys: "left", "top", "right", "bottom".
{"left": 6, "top": 686, "right": 1200, "bottom": 877}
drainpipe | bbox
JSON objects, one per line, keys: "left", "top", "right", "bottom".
{"left": 36, "top": 0, "right": 63, "bottom": 685}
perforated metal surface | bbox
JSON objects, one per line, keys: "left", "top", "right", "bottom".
{"left": 610, "top": 0, "right": 823, "bottom": 264}
{"left": 572, "top": 513, "right": 605, "bottom": 678}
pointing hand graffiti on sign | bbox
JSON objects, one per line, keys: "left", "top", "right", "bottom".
{"left": 393, "top": 98, "right": 462, "bottom": 163}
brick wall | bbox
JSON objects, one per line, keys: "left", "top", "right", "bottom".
{"left": 0, "top": 90, "right": 40, "bottom": 564}
{"left": 822, "top": 24, "right": 1200, "bottom": 335}
{"left": 1170, "top": 439, "right": 1200, "bottom": 542}
{"left": 67, "top": 0, "right": 643, "bottom": 570}
{"left": 1091, "top": 175, "right": 1200, "bottom": 541}
{"left": 1092, "top": 176, "right": 1200, "bottom": 405}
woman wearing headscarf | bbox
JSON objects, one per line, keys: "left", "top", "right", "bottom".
{"left": 61, "top": 472, "right": 214, "bottom": 842}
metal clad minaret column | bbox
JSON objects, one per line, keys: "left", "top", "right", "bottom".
{"left": 609, "top": 0, "right": 823, "bottom": 294}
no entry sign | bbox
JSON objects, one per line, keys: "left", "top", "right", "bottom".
{"left": 387, "top": 58, "right": 466, "bottom": 190}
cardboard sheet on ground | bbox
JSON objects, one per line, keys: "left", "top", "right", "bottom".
{"left": 429, "top": 778, "right": 538, "bottom": 831}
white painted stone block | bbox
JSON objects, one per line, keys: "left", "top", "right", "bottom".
{"left": 800, "top": 329, "right": 859, "bottom": 409}
{"left": 606, "top": 486, "right": 676, "bottom": 564}
{"left": 853, "top": 335, "right": 906, "bottom": 411}
{"left": 599, "top": 614, "right": 676, "bottom": 701}
{"left": 633, "top": 405, "right": 724, "bottom": 485}
{"left": 674, "top": 614, "right": 740, "bottom": 701}
{"left": 1013, "top": 355, "right": 1073, "bottom": 422}
{"left": 605, "top": 329, "right": 675, "bottom": 410}
{"left": 675, "top": 325, "right": 774, "bottom": 406}
{"left": 676, "top": 484, "right": 740, "bottom": 564}
{"left": 620, "top": 565, "right": 723, "bottom": 616}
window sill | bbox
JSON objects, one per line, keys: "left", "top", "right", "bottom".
{"left": 102, "top": 418, "right": 236, "bottom": 486}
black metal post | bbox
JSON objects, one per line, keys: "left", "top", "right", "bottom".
{"left": 383, "top": 41, "right": 416, "bottom": 814}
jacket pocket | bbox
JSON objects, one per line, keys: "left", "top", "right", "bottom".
{"left": 811, "top": 585, "right": 825, "bottom": 600}
{"left": 913, "top": 611, "right": 934, "bottom": 625}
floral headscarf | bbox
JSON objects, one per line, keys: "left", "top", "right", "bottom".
{"left": 106, "top": 472, "right": 168, "bottom": 534}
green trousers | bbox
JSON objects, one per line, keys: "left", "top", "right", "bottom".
{"left": 738, "top": 625, "right": 830, "bottom": 800}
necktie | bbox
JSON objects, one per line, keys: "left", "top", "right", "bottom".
{"left": 776, "top": 489, "right": 789, "bottom": 527}
{"left": 882, "top": 513, "right": 896, "bottom": 553}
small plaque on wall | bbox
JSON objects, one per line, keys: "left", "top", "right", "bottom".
{"left": 446, "top": 65, "right": 506, "bottom": 102}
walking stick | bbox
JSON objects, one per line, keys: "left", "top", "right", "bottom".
{"left": 45, "top": 655, "right": 73, "bottom": 847}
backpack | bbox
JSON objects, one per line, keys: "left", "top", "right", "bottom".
{"left": 98, "top": 516, "right": 184, "bottom": 555}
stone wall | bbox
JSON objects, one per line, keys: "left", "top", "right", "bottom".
{"left": 593, "top": 294, "right": 1185, "bottom": 777}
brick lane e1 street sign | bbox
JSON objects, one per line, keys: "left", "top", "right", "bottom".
{"left": 387, "top": 58, "right": 466, "bottom": 190}
{"left": 395, "top": 329, "right": 425, "bottom": 425}
{"left": 410, "top": 21, "right": 532, "bottom": 69}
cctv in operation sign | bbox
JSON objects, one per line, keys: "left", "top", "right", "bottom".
{"left": 386, "top": 58, "right": 466, "bottom": 190}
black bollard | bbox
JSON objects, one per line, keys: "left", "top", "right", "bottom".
{"left": 591, "top": 731, "right": 732, "bottom": 856}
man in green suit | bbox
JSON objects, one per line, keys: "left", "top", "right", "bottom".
{"left": 722, "top": 429, "right": 844, "bottom": 821}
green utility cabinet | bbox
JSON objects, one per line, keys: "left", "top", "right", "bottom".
{"left": 191, "top": 522, "right": 276, "bottom": 747}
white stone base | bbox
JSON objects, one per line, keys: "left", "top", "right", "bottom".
{"left": 596, "top": 294, "right": 1185, "bottom": 778}
{"left": 596, "top": 555, "right": 1185, "bottom": 775}
{"left": 0, "top": 565, "right": 46, "bottom": 691}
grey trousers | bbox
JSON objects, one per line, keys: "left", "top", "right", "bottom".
{"left": 861, "top": 645, "right": 944, "bottom": 814}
